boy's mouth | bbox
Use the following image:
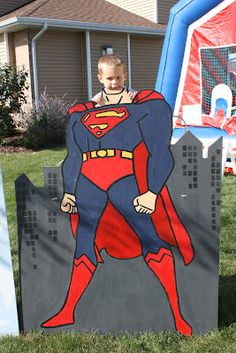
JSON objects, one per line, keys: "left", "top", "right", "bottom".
{"left": 111, "top": 85, "right": 121, "bottom": 90}
{"left": 108, "top": 87, "right": 122, "bottom": 92}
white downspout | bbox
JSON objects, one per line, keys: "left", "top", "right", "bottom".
{"left": 86, "top": 30, "right": 92, "bottom": 100}
{"left": 32, "top": 23, "right": 48, "bottom": 110}
{"left": 127, "top": 33, "right": 132, "bottom": 89}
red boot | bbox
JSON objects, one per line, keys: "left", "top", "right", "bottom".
{"left": 145, "top": 248, "right": 192, "bottom": 336}
{"left": 41, "top": 255, "right": 96, "bottom": 328}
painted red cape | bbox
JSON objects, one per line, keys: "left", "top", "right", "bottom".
{"left": 69, "top": 90, "right": 194, "bottom": 266}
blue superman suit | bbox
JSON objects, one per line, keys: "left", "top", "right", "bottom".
{"left": 42, "top": 90, "right": 194, "bottom": 335}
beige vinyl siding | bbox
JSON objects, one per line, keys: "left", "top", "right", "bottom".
{"left": 14, "top": 30, "right": 30, "bottom": 69}
{"left": 31, "top": 30, "right": 85, "bottom": 103}
{"left": 158, "top": 0, "right": 177, "bottom": 24}
{"left": 81, "top": 33, "right": 88, "bottom": 101}
{"left": 8, "top": 33, "right": 16, "bottom": 66}
{"left": 90, "top": 32, "right": 128, "bottom": 96}
{"left": 0, "top": 34, "right": 6, "bottom": 65}
{"left": 106, "top": 0, "right": 155, "bottom": 23}
{"left": 0, "top": 33, "right": 15, "bottom": 66}
{"left": 0, "top": 0, "right": 32, "bottom": 16}
{"left": 14, "top": 30, "right": 32, "bottom": 103}
{"left": 130, "top": 35, "right": 164, "bottom": 90}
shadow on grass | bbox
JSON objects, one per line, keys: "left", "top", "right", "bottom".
{"left": 218, "top": 275, "right": 236, "bottom": 328}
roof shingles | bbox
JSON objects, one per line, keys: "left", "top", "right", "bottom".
{"left": 0, "top": 0, "right": 165, "bottom": 30}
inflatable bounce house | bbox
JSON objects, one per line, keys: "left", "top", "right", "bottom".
{"left": 156, "top": 0, "right": 236, "bottom": 173}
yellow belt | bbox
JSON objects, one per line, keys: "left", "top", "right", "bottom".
{"left": 82, "top": 149, "right": 133, "bottom": 162}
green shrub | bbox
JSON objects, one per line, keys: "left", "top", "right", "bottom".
{"left": 0, "top": 64, "right": 28, "bottom": 137}
{"left": 21, "top": 90, "right": 71, "bottom": 149}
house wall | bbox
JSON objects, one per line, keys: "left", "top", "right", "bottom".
{"left": 158, "top": 0, "right": 178, "bottom": 24}
{"left": 81, "top": 33, "right": 88, "bottom": 101}
{"left": 106, "top": 0, "right": 178, "bottom": 24}
{"left": 8, "top": 33, "right": 16, "bottom": 66}
{"left": 0, "top": 33, "right": 6, "bottom": 65}
{"left": 30, "top": 30, "right": 85, "bottom": 103}
{"left": 90, "top": 31, "right": 163, "bottom": 94}
{"left": 90, "top": 31, "right": 129, "bottom": 95}
{"left": 106, "top": 0, "right": 155, "bottom": 23}
{"left": 14, "top": 30, "right": 32, "bottom": 104}
{"left": 6, "top": 28, "right": 164, "bottom": 105}
{"left": 0, "top": 33, "right": 16, "bottom": 66}
{"left": 14, "top": 30, "right": 30, "bottom": 69}
{"left": 130, "top": 35, "right": 164, "bottom": 90}
{"left": 0, "top": 0, "right": 33, "bottom": 16}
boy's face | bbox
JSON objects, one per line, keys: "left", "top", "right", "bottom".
{"left": 97, "top": 64, "right": 127, "bottom": 92}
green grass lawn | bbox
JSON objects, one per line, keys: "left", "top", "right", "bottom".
{"left": 0, "top": 149, "right": 235, "bottom": 353}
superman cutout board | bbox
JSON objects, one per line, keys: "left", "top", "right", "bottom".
{"left": 16, "top": 91, "right": 221, "bottom": 335}
{"left": 0, "top": 165, "right": 19, "bottom": 336}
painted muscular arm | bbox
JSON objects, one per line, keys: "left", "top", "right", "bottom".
{"left": 133, "top": 99, "right": 174, "bottom": 214}
{"left": 61, "top": 114, "right": 83, "bottom": 213}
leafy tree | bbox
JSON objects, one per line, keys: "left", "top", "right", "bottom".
{"left": 0, "top": 64, "right": 28, "bottom": 137}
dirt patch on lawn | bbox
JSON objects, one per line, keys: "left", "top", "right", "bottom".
{"left": 0, "top": 133, "right": 32, "bottom": 154}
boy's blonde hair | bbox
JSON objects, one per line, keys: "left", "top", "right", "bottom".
{"left": 98, "top": 54, "right": 127, "bottom": 74}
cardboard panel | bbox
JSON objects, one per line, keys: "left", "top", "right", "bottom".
{"left": 0, "top": 165, "right": 19, "bottom": 336}
{"left": 16, "top": 97, "right": 221, "bottom": 335}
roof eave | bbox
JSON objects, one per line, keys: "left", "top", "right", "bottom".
{"left": 0, "top": 16, "right": 166, "bottom": 35}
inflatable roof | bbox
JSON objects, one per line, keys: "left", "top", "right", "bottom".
{"left": 155, "top": 0, "right": 227, "bottom": 110}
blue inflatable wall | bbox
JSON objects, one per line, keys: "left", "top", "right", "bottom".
{"left": 155, "top": 0, "right": 223, "bottom": 110}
